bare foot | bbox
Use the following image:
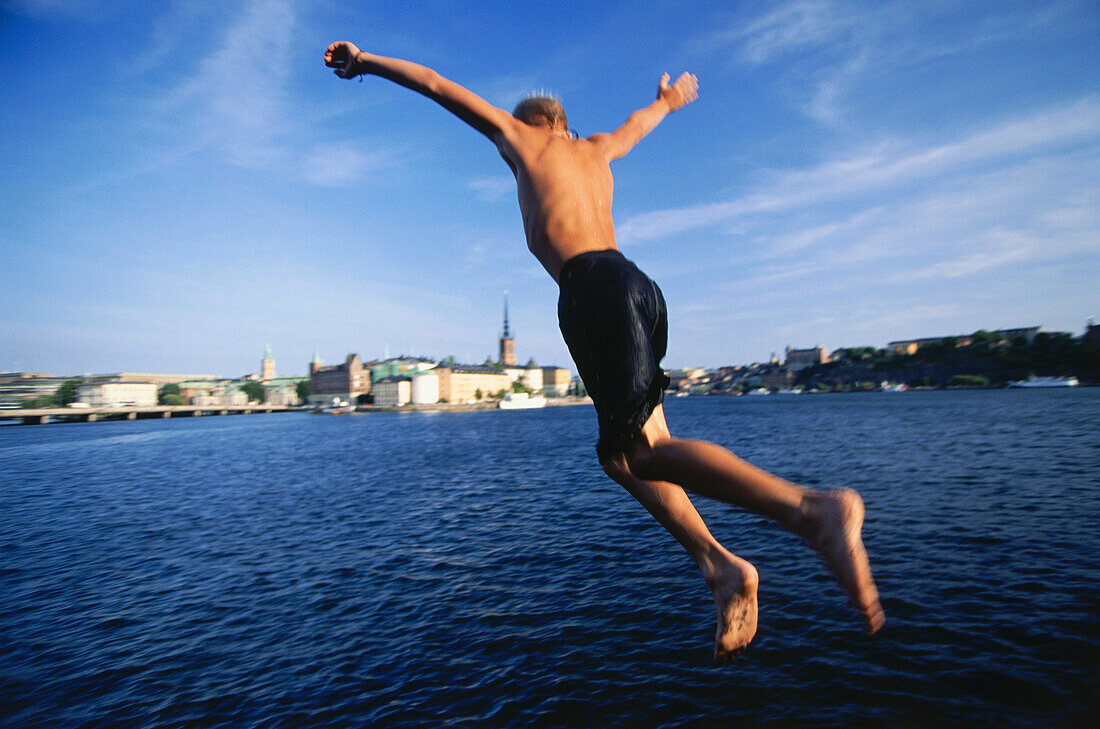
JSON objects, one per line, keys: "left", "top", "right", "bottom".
{"left": 705, "top": 552, "right": 759, "bottom": 665}
{"left": 801, "top": 488, "right": 885, "bottom": 634}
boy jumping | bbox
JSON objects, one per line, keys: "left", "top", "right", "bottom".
{"left": 324, "top": 41, "right": 884, "bottom": 663}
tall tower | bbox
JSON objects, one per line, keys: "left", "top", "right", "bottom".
{"left": 261, "top": 343, "right": 276, "bottom": 381}
{"left": 499, "top": 295, "right": 516, "bottom": 366}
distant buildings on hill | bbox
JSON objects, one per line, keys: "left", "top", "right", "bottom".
{"left": 887, "top": 327, "right": 1042, "bottom": 355}
{"left": 662, "top": 323, "right": 1092, "bottom": 395}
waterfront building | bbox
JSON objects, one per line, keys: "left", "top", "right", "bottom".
{"left": 263, "top": 385, "right": 298, "bottom": 407}
{"left": 784, "top": 346, "right": 830, "bottom": 370}
{"left": 76, "top": 382, "right": 157, "bottom": 407}
{"left": 435, "top": 365, "right": 511, "bottom": 404}
{"left": 541, "top": 366, "right": 571, "bottom": 397}
{"left": 373, "top": 376, "right": 412, "bottom": 406}
{"left": 371, "top": 357, "right": 436, "bottom": 382}
{"left": 0, "top": 372, "right": 72, "bottom": 407}
{"left": 503, "top": 358, "right": 543, "bottom": 392}
{"left": 82, "top": 372, "right": 220, "bottom": 386}
{"left": 261, "top": 344, "right": 275, "bottom": 381}
{"left": 499, "top": 296, "right": 516, "bottom": 367}
{"left": 759, "top": 366, "right": 796, "bottom": 390}
{"left": 411, "top": 372, "right": 440, "bottom": 404}
{"left": 308, "top": 352, "right": 372, "bottom": 406}
{"left": 263, "top": 376, "right": 306, "bottom": 407}
{"left": 192, "top": 388, "right": 247, "bottom": 407}
{"left": 176, "top": 380, "right": 220, "bottom": 403}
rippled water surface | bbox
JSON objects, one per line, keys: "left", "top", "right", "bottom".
{"left": 2, "top": 390, "right": 1098, "bottom": 728}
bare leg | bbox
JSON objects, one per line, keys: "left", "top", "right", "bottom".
{"left": 628, "top": 404, "right": 885, "bottom": 634}
{"left": 603, "top": 457, "right": 758, "bottom": 664}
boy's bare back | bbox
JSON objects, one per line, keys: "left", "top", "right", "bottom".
{"left": 324, "top": 40, "right": 697, "bottom": 281}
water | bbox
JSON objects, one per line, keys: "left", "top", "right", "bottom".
{"left": 1, "top": 390, "right": 1097, "bottom": 728}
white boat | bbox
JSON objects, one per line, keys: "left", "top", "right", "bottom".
{"left": 498, "top": 392, "right": 547, "bottom": 409}
{"left": 880, "top": 382, "right": 909, "bottom": 392}
{"left": 1008, "top": 375, "right": 1079, "bottom": 388}
{"left": 746, "top": 388, "right": 771, "bottom": 396}
{"left": 775, "top": 388, "right": 803, "bottom": 395}
{"left": 315, "top": 398, "right": 356, "bottom": 414}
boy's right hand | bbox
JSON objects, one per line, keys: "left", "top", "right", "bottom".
{"left": 325, "top": 41, "right": 363, "bottom": 79}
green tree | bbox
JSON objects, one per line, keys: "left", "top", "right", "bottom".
{"left": 162, "top": 394, "right": 184, "bottom": 406}
{"left": 53, "top": 378, "right": 82, "bottom": 406}
{"left": 971, "top": 329, "right": 1003, "bottom": 346}
{"left": 295, "top": 380, "right": 310, "bottom": 402}
{"left": 474, "top": 388, "right": 483, "bottom": 400}
{"left": 949, "top": 374, "right": 990, "bottom": 387}
{"left": 158, "top": 383, "right": 181, "bottom": 405}
{"left": 240, "top": 380, "right": 266, "bottom": 403}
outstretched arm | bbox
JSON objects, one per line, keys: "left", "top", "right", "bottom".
{"left": 590, "top": 72, "right": 699, "bottom": 161}
{"left": 324, "top": 41, "right": 514, "bottom": 140}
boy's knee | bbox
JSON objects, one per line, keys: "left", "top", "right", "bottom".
{"left": 601, "top": 452, "right": 631, "bottom": 481}
{"left": 618, "top": 439, "right": 658, "bottom": 479}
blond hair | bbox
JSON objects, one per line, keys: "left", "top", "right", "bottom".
{"left": 512, "top": 94, "right": 568, "bottom": 129}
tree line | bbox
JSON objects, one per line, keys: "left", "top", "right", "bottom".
{"left": 795, "top": 330, "right": 1098, "bottom": 389}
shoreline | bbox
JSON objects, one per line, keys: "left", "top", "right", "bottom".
{"left": 344, "top": 396, "right": 593, "bottom": 414}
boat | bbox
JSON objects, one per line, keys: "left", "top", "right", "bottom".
{"left": 746, "top": 388, "right": 771, "bottom": 396}
{"left": 315, "top": 398, "right": 356, "bottom": 414}
{"left": 1008, "top": 375, "right": 1079, "bottom": 388}
{"left": 498, "top": 392, "right": 547, "bottom": 409}
{"left": 880, "top": 382, "right": 909, "bottom": 392}
{"left": 775, "top": 388, "right": 803, "bottom": 395}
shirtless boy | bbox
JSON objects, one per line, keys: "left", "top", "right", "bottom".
{"left": 324, "top": 41, "right": 884, "bottom": 663}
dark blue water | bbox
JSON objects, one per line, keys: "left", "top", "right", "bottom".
{"left": 2, "top": 390, "right": 1097, "bottom": 728}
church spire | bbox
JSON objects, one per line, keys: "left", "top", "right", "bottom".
{"left": 499, "top": 293, "right": 516, "bottom": 366}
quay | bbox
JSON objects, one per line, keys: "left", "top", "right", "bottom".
{"left": 1, "top": 405, "right": 299, "bottom": 426}
{"left": 362, "top": 396, "right": 591, "bottom": 414}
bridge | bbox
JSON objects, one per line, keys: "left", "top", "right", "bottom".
{"left": 0, "top": 404, "right": 300, "bottom": 425}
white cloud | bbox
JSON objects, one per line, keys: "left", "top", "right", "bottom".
{"left": 123, "top": 1, "right": 218, "bottom": 77}
{"left": 697, "top": 1, "right": 1088, "bottom": 126}
{"left": 157, "top": 0, "right": 297, "bottom": 170}
{"left": 468, "top": 175, "right": 514, "bottom": 202}
{"left": 300, "top": 143, "right": 401, "bottom": 187}
{"left": 619, "top": 97, "right": 1100, "bottom": 244}
{"left": 736, "top": 0, "right": 851, "bottom": 64}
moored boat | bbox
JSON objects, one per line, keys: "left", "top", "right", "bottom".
{"left": 1008, "top": 375, "right": 1079, "bottom": 388}
{"left": 498, "top": 392, "right": 547, "bottom": 409}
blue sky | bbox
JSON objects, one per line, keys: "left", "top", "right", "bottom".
{"left": 2, "top": 0, "right": 1098, "bottom": 378}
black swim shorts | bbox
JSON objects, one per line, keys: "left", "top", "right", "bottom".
{"left": 557, "top": 249, "right": 671, "bottom": 463}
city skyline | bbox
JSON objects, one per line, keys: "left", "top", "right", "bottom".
{"left": 3, "top": 1, "right": 1098, "bottom": 376}
{"left": 12, "top": 314, "right": 1091, "bottom": 382}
